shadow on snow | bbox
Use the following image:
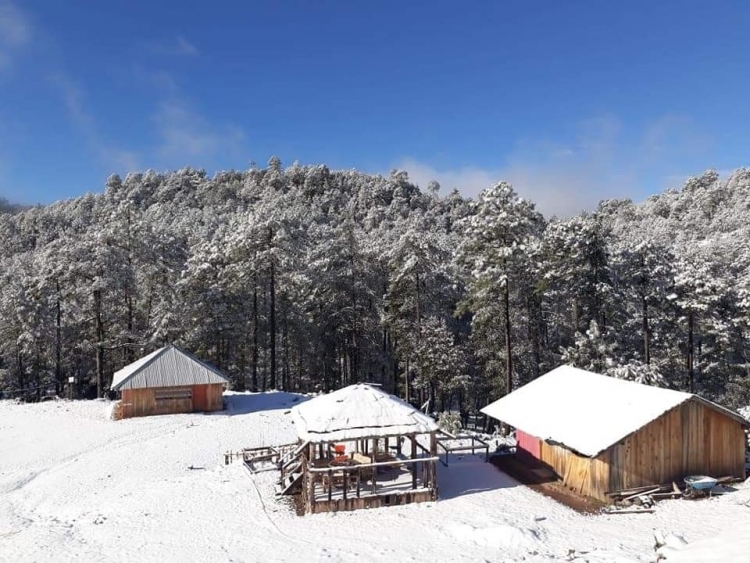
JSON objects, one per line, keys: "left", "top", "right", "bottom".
{"left": 224, "top": 390, "right": 311, "bottom": 415}
{"left": 437, "top": 454, "right": 521, "bottom": 501}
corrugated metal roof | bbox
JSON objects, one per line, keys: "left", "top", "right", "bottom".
{"left": 291, "top": 384, "right": 439, "bottom": 443}
{"left": 110, "top": 345, "right": 229, "bottom": 391}
{"left": 481, "top": 365, "right": 748, "bottom": 458}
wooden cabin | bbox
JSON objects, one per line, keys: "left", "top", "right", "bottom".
{"left": 482, "top": 366, "right": 748, "bottom": 502}
{"left": 283, "top": 384, "right": 439, "bottom": 514}
{"left": 110, "top": 345, "right": 228, "bottom": 419}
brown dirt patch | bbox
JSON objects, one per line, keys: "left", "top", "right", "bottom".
{"left": 490, "top": 454, "right": 607, "bottom": 514}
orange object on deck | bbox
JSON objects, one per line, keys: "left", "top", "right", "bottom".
{"left": 333, "top": 444, "right": 347, "bottom": 462}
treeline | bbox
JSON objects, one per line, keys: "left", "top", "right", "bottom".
{"left": 0, "top": 162, "right": 748, "bottom": 413}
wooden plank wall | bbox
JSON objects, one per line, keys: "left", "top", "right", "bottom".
{"left": 536, "top": 398, "right": 745, "bottom": 502}
{"left": 192, "top": 384, "right": 224, "bottom": 412}
{"left": 120, "top": 384, "right": 224, "bottom": 418}
{"left": 539, "top": 441, "right": 609, "bottom": 500}
{"left": 609, "top": 399, "right": 745, "bottom": 494}
{"left": 517, "top": 430, "right": 541, "bottom": 459}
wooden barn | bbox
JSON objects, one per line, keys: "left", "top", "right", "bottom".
{"left": 110, "top": 345, "right": 228, "bottom": 419}
{"left": 482, "top": 366, "right": 748, "bottom": 502}
{"left": 280, "top": 384, "right": 439, "bottom": 514}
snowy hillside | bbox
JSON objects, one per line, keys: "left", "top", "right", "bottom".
{"left": 2, "top": 394, "right": 749, "bottom": 563}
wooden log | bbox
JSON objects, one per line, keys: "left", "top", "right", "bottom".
{"left": 606, "top": 483, "right": 668, "bottom": 498}
{"left": 606, "top": 508, "right": 655, "bottom": 515}
{"left": 651, "top": 492, "right": 682, "bottom": 500}
{"left": 622, "top": 487, "right": 662, "bottom": 503}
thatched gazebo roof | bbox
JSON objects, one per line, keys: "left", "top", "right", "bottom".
{"left": 291, "top": 384, "right": 438, "bottom": 443}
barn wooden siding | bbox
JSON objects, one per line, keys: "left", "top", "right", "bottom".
{"left": 120, "top": 383, "right": 224, "bottom": 419}
{"left": 516, "top": 430, "right": 541, "bottom": 458}
{"left": 533, "top": 397, "right": 746, "bottom": 502}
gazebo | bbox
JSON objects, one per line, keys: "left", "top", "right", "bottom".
{"left": 284, "top": 384, "right": 440, "bottom": 514}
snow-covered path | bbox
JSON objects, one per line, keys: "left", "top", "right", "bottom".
{"left": 1, "top": 394, "right": 749, "bottom": 563}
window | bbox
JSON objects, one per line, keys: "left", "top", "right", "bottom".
{"left": 154, "top": 387, "right": 192, "bottom": 401}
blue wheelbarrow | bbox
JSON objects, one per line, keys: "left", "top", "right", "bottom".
{"left": 683, "top": 475, "right": 718, "bottom": 498}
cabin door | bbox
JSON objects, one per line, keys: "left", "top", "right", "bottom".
{"left": 192, "top": 384, "right": 207, "bottom": 411}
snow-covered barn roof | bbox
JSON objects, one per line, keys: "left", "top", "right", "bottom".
{"left": 291, "top": 384, "right": 439, "bottom": 443}
{"left": 481, "top": 365, "right": 748, "bottom": 458}
{"left": 110, "top": 345, "right": 229, "bottom": 391}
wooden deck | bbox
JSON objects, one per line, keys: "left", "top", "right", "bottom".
{"left": 309, "top": 487, "right": 435, "bottom": 513}
{"left": 299, "top": 435, "right": 440, "bottom": 514}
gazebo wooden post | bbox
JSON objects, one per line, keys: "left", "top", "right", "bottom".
{"left": 410, "top": 435, "right": 417, "bottom": 489}
{"left": 306, "top": 444, "right": 315, "bottom": 512}
{"left": 429, "top": 431, "right": 437, "bottom": 490}
{"left": 371, "top": 436, "right": 377, "bottom": 495}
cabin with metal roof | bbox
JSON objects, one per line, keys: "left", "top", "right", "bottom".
{"left": 277, "top": 384, "right": 439, "bottom": 513}
{"left": 482, "top": 365, "right": 748, "bottom": 502}
{"left": 110, "top": 345, "right": 228, "bottom": 419}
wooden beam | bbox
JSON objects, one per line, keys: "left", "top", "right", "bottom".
{"left": 411, "top": 436, "right": 417, "bottom": 489}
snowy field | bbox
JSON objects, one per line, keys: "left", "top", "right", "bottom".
{"left": 1, "top": 393, "right": 749, "bottom": 563}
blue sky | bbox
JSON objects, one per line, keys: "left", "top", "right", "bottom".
{"left": 1, "top": 1, "right": 749, "bottom": 215}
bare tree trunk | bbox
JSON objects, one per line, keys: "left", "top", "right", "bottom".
{"left": 381, "top": 327, "right": 388, "bottom": 391}
{"left": 415, "top": 272, "right": 423, "bottom": 406}
{"left": 55, "top": 279, "right": 62, "bottom": 395}
{"left": 16, "top": 341, "right": 25, "bottom": 394}
{"left": 503, "top": 281, "right": 513, "bottom": 395}
{"left": 643, "top": 296, "right": 650, "bottom": 365}
{"left": 252, "top": 277, "right": 259, "bottom": 392}
{"left": 282, "top": 309, "right": 289, "bottom": 391}
{"left": 94, "top": 289, "right": 105, "bottom": 398}
{"left": 687, "top": 310, "right": 694, "bottom": 393}
{"left": 405, "top": 358, "right": 410, "bottom": 404}
{"left": 269, "top": 255, "right": 276, "bottom": 390}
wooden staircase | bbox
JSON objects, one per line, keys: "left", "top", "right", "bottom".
{"left": 230, "top": 441, "right": 309, "bottom": 496}
{"left": 275, "top": 441, "right": 309, "bottom": 496}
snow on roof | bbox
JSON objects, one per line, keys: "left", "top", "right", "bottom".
{"left": 110, "top": 345, "right": 229, "bottom": 391}
{"left": 290, "top": 384, "right": 439, "bottom": 443}
{"left": 481, "top": 365, "right": 695, "bottom": 457}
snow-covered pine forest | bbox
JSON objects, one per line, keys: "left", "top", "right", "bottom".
{"left": 1, "top": 162, "right": 749, "bottom": 413}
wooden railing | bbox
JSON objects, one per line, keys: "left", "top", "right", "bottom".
{"left": 436, "top": 433, "right": 490, "bottom": 466}
{"left": 306, "top": 455, "right": 439, "bottom": 503}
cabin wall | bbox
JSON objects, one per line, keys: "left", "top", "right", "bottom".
{"left": 538, "top": 440, "right": 609, "bottom": 501}
{"left": 521, "top": 399, "right": 745, "bottom": 503}
{"left": 192, "top": 383, "right": 224, "bottom": 411}
{"left": 516, "top": 430, "right": 541, "bottom": 459}
{"left": 119, "top": 383, "right": 224, "bottom": 418}
{"left": 609, "top": 399, "right": 746, "bottom": 493}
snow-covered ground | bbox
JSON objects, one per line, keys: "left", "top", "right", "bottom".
{"left": 1, "top": 393, "right": 749, "bottom": 563}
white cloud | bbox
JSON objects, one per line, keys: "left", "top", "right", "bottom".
{"left": 396, "top": 115, "right": 713, "bottom": 218}
{"left": 0, "top": 0, "right": 31, "bottom": 72}
{"left": 149, "top": 35, "right": 199, "bottom": 57}
{"left": 152, "top": 97, "right": 245, "bottom": 166}
{"left": 174, "top": 36, "right": 198, "bottom": 56}
{"left": 132, "top": 65, "right": 179, "bottom": 94}
{"left": 51, "top": 73, "right": 141, "bottom": 174}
